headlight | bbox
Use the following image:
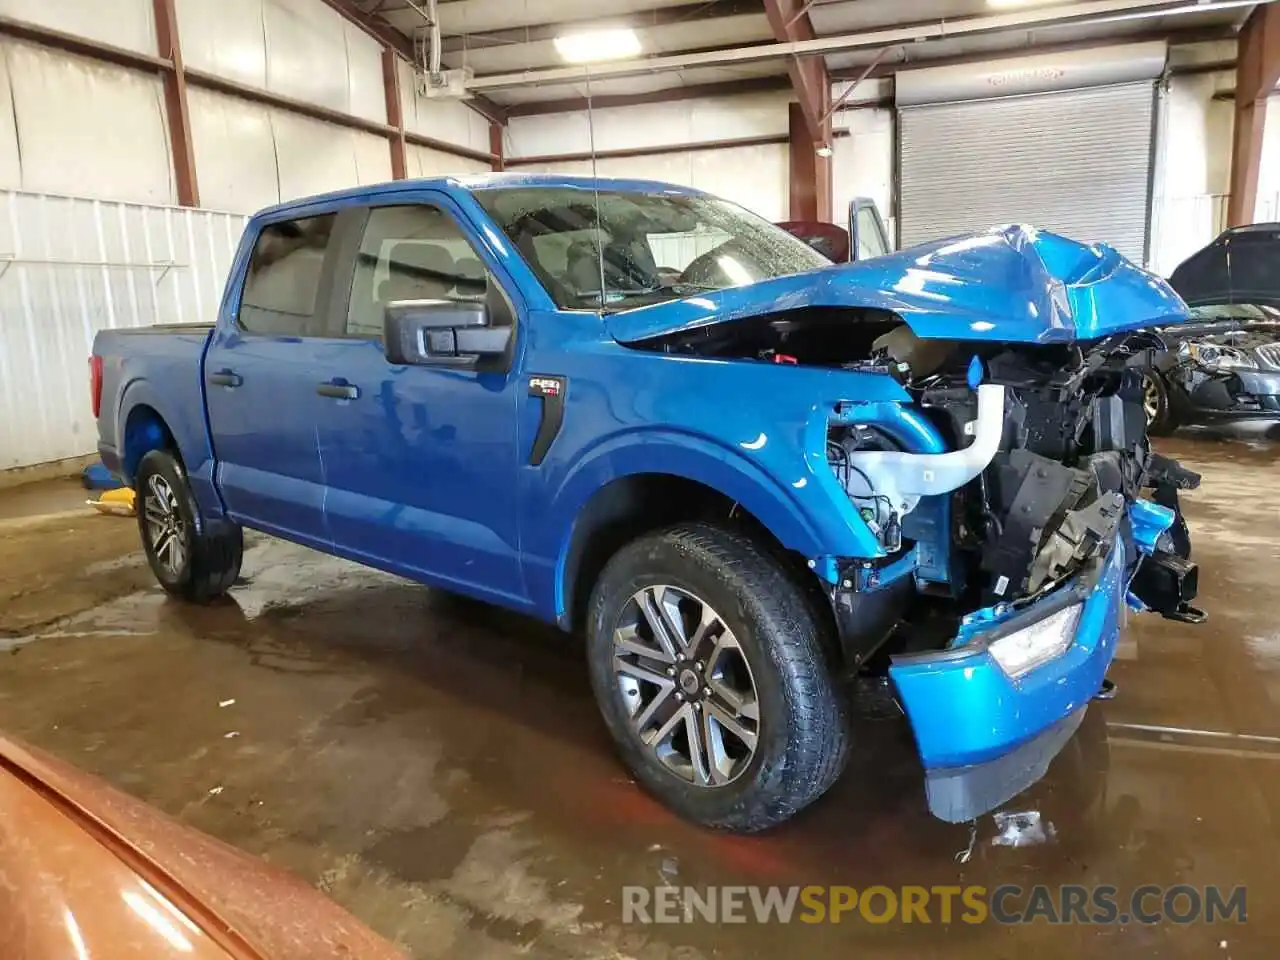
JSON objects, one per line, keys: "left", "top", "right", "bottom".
{"left": 988, "top": 603, "right": 1082, "bottom": 678}
{"left": 1184, "top": 342, "right": 1257, "bottom": 370}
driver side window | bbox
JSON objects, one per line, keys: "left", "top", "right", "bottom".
{"left": 345, "top": 204, "right": 490, "bottom": 339}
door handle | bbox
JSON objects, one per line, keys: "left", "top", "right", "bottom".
{"left": 207, "top": 369, "right": 242, "bottom": 388}
{"left": 316, "top": 381, "right": 360, "bottom": 400}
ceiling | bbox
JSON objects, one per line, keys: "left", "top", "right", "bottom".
{"left": 351, "top": 0, "right": 1256, "bottom": 110}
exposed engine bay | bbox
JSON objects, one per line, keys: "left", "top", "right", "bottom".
{"left": 639, "top": 306, "right": 1204, "bottom": 637}
{"left": 842, "top": 323, "right": 1202, "bottom": 612}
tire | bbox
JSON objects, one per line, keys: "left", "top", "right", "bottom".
{"left": 586, "top": 522, "right": 849, "bottom": 832}
{"left": 135, "top": 449, "right": 243, "bottom": 603}
{"left": 1141, "top": 368, "right": 1177, "bottom": 436}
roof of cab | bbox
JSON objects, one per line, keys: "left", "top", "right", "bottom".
{"left": 251, "top": 172, "right": 710, "bottom": 223}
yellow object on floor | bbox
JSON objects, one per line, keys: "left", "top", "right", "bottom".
{"left": 88, "top": 486, "right": 136, "bottom": 517}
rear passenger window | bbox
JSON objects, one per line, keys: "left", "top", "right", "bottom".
{"left": 239, "top": 214, "right": 336, "bottom": 336}
{"left": 346, "top": 205, "right": 490, "bottom": 339}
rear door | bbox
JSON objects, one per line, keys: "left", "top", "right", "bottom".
{"left": 311, "top": 197, "right": 528, "bottom": 605}
{"left": 204, "top": 211, "right": 339, "bottom": 544}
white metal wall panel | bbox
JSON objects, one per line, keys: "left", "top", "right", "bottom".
{"left": 188, "top": 87, "right": 281, "bottom": 214}
{"left": 0, "top": 190, "right": 247, "bottom": 469}
{"left": 504, "top": 91, "right": 791, "bottom": 159}
{"left": 1258, "top": 96, "right": 1280, "bottom": 223}
{"left": 189, "top": 87, "right": 394, "bottom": 213}
{"left": 833, "top": 107, "right": 894, "bottom": 239}
{"left": 407, "top": 144, "right": 491, "bottom": 179}
{"left": 0, "top": 0, "right": 156, "bottom": 54}
{"left": 0, "top": 43, "right": 19, "bottom": 191}
{"left": 175, "top": 0, "right": 268, "bottom": 90}
{"left": 1148, "top": 72, "right": 1234, "bottom": 275}
{"left": 353, "top": 131, "right": 394, "bottom": 186}
{"left": 1, "top": 39, "right": 175, "bottom": 205}
{"left": 898, "top": 84, "right": 1156, "bottom": 264}
{"left": 272, "top": 109, "right": 364, "bottom": 201}
{"left": 398, "top": 59, "right": 491, "bottom": 154}
{"left": 343, "top": 21, "right": 387, "bottom": 124}
{"left": 513, "top": 143, "right": 789, "bottom": 223}
{"left": 262, "top": 0, "right": 350, "bottom": 115}
{"left": 175, "top": 0, "right": 384, "bottom": 122}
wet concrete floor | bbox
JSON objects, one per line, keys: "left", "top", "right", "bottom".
{"left": 1, "top": 434, "right": 1279, "bottom": 958}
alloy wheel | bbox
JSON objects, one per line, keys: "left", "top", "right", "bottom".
{"left": 143, "top": 474, "right": 187, "bottom": 577}
{"left": 1142, "top": 374, "right": 1161, "bottom": 425}
{"left": 612, "top": 585, "right": 760, "bottom": 787}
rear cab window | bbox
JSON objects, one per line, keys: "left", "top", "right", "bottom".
{"left": 238, "top": 214, "right": 337, "bottom": 336}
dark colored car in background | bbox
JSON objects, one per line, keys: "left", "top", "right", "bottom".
{"left": 1140, "top": 223, "right": 1280, "bottom": 434}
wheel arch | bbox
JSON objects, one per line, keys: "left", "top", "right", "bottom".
{"left": 549, "top": 437, "right": 827, "bottom": 633}
{"left": 121, "top": 402, "right": 180, "bottom": 483}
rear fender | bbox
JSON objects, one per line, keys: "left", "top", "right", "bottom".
{"left": 117, "top": 379, "right": 222, "bottom": 519}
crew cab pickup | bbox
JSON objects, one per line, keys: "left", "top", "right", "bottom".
{"left": 92, "top": 175, "right": 1204, "bottom": 831}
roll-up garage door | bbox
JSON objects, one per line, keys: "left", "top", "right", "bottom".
{"left": 897, "top": 82, "right": 1156, "bottom": 264}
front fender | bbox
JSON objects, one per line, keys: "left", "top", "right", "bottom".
{"left": 527, "top": 427, "right": 850, "bottom": 624}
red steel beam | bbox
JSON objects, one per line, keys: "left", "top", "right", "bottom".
{"left": 383, "top": 46, "right": 408, "bottom": 179}
{"left": 152, "top": 0, "right": 199, "bottom": 206}
{"left": 506, "top": 133, "right": 789, "bottom": 167}
{"left": 506, "top": 75, "right": 793, "bottom": 118}
{"left": 1228, "top": 4, "right": 1280, "bottom": 226}
{"left": 763, "top": 0, "right": 831, "bottom": 222}
{"left": 761, "top": 0, "right": 830, "bottom": 144}
{"left": 0, "top": 14, "right": 170, "bottom": 72}
{"left": 490, "top": 122, "right": 505, "bottom": 172}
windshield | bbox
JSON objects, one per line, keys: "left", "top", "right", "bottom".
{"left": 1188, "top": 303, "right": 1280, "bottom": 322}
{"left": 475, "top": 187, "right": 829, "bottom": 312}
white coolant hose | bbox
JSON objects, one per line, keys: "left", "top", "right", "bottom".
{"left": 845, "top": 383, "right": 1006, "bottom": 515}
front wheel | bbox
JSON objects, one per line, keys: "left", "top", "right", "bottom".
{"left": 135, "top": 449, "right": 243, "bottom": 603}
{"left": 586, "top": 522, "right": 849, "bottom": 832}
{"left": 1141, "top": 369, "right": 1177, "bottom": 436}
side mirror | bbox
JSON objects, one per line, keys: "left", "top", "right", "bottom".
{"left": 383, "top": 299, "right": 511, "bottom": 366}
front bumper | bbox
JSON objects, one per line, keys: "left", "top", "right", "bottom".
{"left": 1183, "top": 368, "right": 1280, "bottom": 421}
{"left": 888, "top": 502, "right": 1168, "bottom": 821}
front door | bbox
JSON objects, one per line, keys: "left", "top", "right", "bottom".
{"left": 204, "top": 211, "right": 340, "bottom": 545}
{"left": 312, "top": 198, "right": 527, "bottom": 606}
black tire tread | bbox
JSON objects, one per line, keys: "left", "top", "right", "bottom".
{"left": 136, "top": 450, "right": 242, "bottom": 604}
{"left": 588, "top": 521, "right": 848, "bottom": 832}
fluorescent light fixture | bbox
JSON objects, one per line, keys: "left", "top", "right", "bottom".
{"left": 554, "top": 27, "right": 641, "bottom": 64}
{"left": 987, "top": 603, "right": 1081, "bottom": 678}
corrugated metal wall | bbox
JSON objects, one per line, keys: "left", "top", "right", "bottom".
{"left": 0, "top": 190, "right": 247, "bottom": 469}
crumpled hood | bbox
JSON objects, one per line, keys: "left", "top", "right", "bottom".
{"left": 607, "top": 225, "right": 1190, "bottom": 345}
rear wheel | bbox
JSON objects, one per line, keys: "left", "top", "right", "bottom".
{"left": 136, "top": 450, "right": 242, "bottom": 603}
{"left": 586, "top": 522, "right": 848, "bottom": 832}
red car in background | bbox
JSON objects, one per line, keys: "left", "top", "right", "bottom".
{"left": 0, "top": 735, "right": 403, "bottom": 959}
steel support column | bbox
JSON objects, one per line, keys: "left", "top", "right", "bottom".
{"left": 383, "top": 47, "right": 408, "bottom": 179}
{"left": 152, "top": 0, "right": 198, "bottom": 206}
{"left": 1228, "top": 4, "right": 1280, "bottom": 226}
{"left": 765, "top": 0, "right": 832, "bottom": 222}
{"left": 490, "top": 123, "right": 505, "bottom": 172}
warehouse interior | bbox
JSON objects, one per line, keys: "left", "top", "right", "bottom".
{"left": 1, "top": 0, "right": 1279, "bottom": 957}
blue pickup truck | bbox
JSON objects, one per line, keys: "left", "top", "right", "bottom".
{"left": 92, "top": 174, "right": 1204, "bottom": 831}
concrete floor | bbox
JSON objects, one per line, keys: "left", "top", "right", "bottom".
{"left": 1, "top": 437, "right": 1278, "bottom": 959}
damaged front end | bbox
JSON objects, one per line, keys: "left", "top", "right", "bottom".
{"left": 611, "top": 224, "right": 1207, "bottom": 822}
{"left": 828, "top": 331, "right": 1205, "bottom": 820}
